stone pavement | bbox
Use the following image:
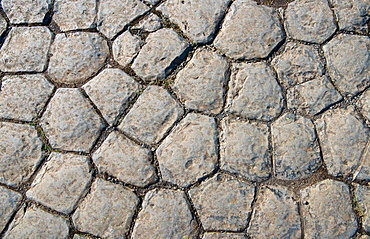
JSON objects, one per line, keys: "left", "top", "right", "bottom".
{"left": 0, "top": 0, "right": 369, "bottom": 238}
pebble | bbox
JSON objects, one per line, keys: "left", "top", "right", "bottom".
{"left": 0, "top": 187, "right": 22, "bottom": 232}
{"left": 112, "top": 31, "right": 143, "bottom": 67}
{"left": 2, "top": 0, "right": 51, "bottom": 24}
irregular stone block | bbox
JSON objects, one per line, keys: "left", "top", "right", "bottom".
{"left": 0, "top": 15, "right": 7, "bottom": 36}
{"left": 112, "top": 31, "right": 142, "bottom": 67}
{"left": 358, "top": 89, "right": 370, "bottom": 120}
{"left": 354, "top": 184, "right": 370, "bottom": 232}
{"left": 202, "top": 233, "right": 246, "bottom": 239}
{"left": 132, "top": 13, "right": 162, "bottom": 32}
{"left": 0, "top": 187, "right": 22, "bottom": 232}
{"left": 2, "top": 0, "right": 51, "bottom": 24}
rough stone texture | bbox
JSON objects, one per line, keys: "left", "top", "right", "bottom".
{"left": 0, "top": 27, "right": 52, "bottom": 72}
{"left": 119, "top": 86, "right": 183, "bottom": 145}
{"left": 73, "top": 235, "right": 94, "bottom": 239}
{"left": 284, "top": 0, "right": 336, "bottom": 44}
{"left": 157, "top": 113, "right": 218, "bottom": 187}
{"left": 358, "top": 89, "right": 370, "bottom": 121}
{"left": 355, "top": 184, "right": 370, "bottom": 232}
{"left": 158, "top": 0, "right": 230, "bottom": 44}
{"left": 92, "top": 131, "right": 157, "bottom": 187}
{"left": 226, "top": 62, "right": 284, "bottom": 121}
{"left": 0, "top": 15, "right": 7, "bottom": 36}
{"left": 272, "top": 113, "right": 321, "bottom": 180}
{"left": 40, "top": 88, "right": 105, "bottom": 152}
{"left": 354, "top": 141, "right": 370, "bottom": 181}
{"left": 82, "top": 68, "right": 140, "bottom": 125}
{"left": 26, "top": 153, "right": 92, "bottom": 214}
{"left": 132, "top": 188, "right": 199, "bottom": 239}
{"left": 0, "top": 74, "right": 54, "bottom": 121}
{"left": 112, "top": 31, "right": 142, "bottom": 67}
{"left": 214, "top": 0, "right": 284, "bottom": 60}
{"left": 323, "top": 34, "right": 370, "bottom": 96}
{"left": 145, "top": 0, "right": 161, "bottom": 4}
{"left": 73, "top": 178, "right": 139, "bottom": 238}
{"left": 132, "top": 28, "right": 189, "bottom": 82}
{"left": 132, "top": 13, "right": 162, "bottom": 32}
{"left": 97, "top": 0, "right": 149, "bottom": 39}
{"left": 202, "top": 233, "right": 246, "bottom": 239}
{"left": 220, "top": 118, "right": 271, "bottom": 182}
{"left": 0, "top": 187, "right": 22, "bottom": 232}
{"left": 190, "top": 174, "right": 254, "bottom": 231}
{"left": 300, "top": 179, "right": 358, "bottom": 238}
{"left": 47, "top": 32, "right": 109, "bottom": 85}
{"left": 0, "top": 122, "right": 43, "bottom": 186}
{"left": 2, "top": 0, "right": 51, "bottom": 24}
{"left": 248, "top": 186, "right": 301, "bottom": 238}
{"left": 173, "top": 48, "right": 229, "bottom": 114}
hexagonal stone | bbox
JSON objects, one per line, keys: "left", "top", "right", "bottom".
{"left": 40, "top": 88, "right": 105, "bottom": 152}
{"left": 82, "top": 68, "right": 140, "bottom": 125}
{"left": 132, "top": 13, "right": 162, "bottom": 32}
{"left": 214, "top": 0, "right": 284, "bottom": 60}
{"left": 132, "top": 28, "right": 189, "bottom": 82}
{"left": 0, "top": 187, "right": 22, "bottom": 232}
{"left": 112, "top": 31, "right": 142, "bottom": 67}
{"left": 0, "top": 15, "right": 7, "bottom": 36}
{"left": 119, "top": 86, "right": 183, "bottom": 145}
{"left": 47, "top": 32, "right": 109, "bottom": 85}
{"left": 97, "top": 0, "right": 149, "bottom": 39}
{"left": 2, "top": 0, "right": 51, "bottom": 24}
{"left": 132, "top": 188, "right": 199, "bottom": 239}
{"left": 354, "top": 184, "right": 370, "bottom": 232}
{"left": 358, "top": 89, "right": 370, "bottom": 121}
{"left": 272, "top": 113, "right": 321, "bottom": 180}
{"left": 173, "top": 48, "right": 229, "bottom": 114}
{"left": 220, "top": 117, "right": 271, "bottom": 182}
{"left": 189, "top": 174, "right": 255, "bottom": 231}
{"left": 92, "top": 131, "right": 157, "bottom": 187}
{"left": 0, "top": 27, "right": 52, "bottom": 72}
{"left": 0, "top": 122, "right": 43, "bottom": 186}
{"left": 202, "top": 233, "right": 246, "bottom": 239}
{"left": 73, "top": 178, "right": 139, "bottom": 238}
{"left": 26, "top": 153, "right": 92, "bottom": 214}
{"left": 300, "top": 179, "right": 358, "bottom": 238}
{"left": 226, "top": 62, "right": 284, "bottom": 121}
{"left": 323, "top": 34, "right": 370, "bottom": 96}
{"left": 284, "top": 0, "right": 336, "bottom": 44}
{"left": 158, "top": 0, "right": 231, "bottom": 44}
{"left": 157, "top": 113, "right": 218, "bottom": 187}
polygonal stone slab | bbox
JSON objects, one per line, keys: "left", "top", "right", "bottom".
{"left": 92, "top": 131, "right": 157, "bottom": 187}
{"left": 132, "top": 188, "right": 199, "bottom": 239}
{"left": 40, "top": 88, "right": 105, "bottom": 152}
{"left": 0, "top": 27, "right": 52, "bottom": 72}
{"left": 119, "top": 86, "right": 184, "bottom": 145}
{"left": 189, "top": 173, "right": 255, "bottom": 231}
{"left": 73, "top": 178, "right": 139, "bottom": 238}
{"left": 214, "top": 0, "right": 284, "bottom": 60}
{"left": 0, "top": 15, "right": 7, "bottom": 36}
{"left": 358, "top": 89, "right": 370, "bottom": 121}
{"left": 173, "top": 48, "right": 229, "bottom": 114}
{"left": 0, "top": 186, "right": 22, "bottom": 232}
{"left": 26, "top": 153, "right": 92, "bottom": 214}
{"left": 0, "top": 122, "right": 43, "bottom": 186}
{"left": 300, "top": 179, "right": 358, "bottom": 238}
{"left": 354, "top": 142, "right": 370, "bottom": 181}
{"left": 354, "top": 184, "right": 370, "bottom": 232}
{"left": 47, "top": 32, "right": 109, "bottom": 85}
{"left": 112, "top": 31, "right": 142, "bottom": 67}
{"left": 2, "top": 0, "right": 51, "bottom": 24}
{"left": 203, "top": 233, "right": 246, "bottom": 239}
{"left": 157, "top": 113, "right": 218, "bottom": 187}
{"left": 272, "top": 113, "right": 321, "bottom": 180}
{"left": 132, "top": 13, "right": 162, "bottom": 32}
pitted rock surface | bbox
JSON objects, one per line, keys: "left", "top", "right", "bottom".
{"left": 354, "top": 184, "right": 370, "bottom": 231}
{"left": 113, "top": 31, "right": 143, "bottom": 67}
{"left": 0, "top": 187, "right": 22, "bottom": 232}
{"left": 2, "top": 0, "right": 51, "bottom": 24}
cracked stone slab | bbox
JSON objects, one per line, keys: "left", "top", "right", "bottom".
{"left": 40, "top": 88, "right": 105, "bottom": 152}
{"left": 2, "top": 0, "right": 51, "bottom": 24}
{"left": 0, "top": 122, "right": 43, "bottom": 186}
{"left": 0, "top": 74, "right": 54, "bottom": 121}
{"left": 300, "top": 179, "right": 358, "bottom": 238}
{"left": 358, "top": 89, "right": 370, "bottom": 121}
{"left": 132, "top": 13, "right": 162, "bottom": 32}
{"left": 132, "top": 188, "right": 199, "bottom": 239}
{"left": 157, "top": 113, "right": 218, "bottom": 187}
{"left": 92, "top": 131, "right": 157, "bottom": 187}
{"left": 173, "top": 48, "right": 229, "bottom": 114}
{"left": 202, "top": 233, "right": 246, "bottom": 239}
{"left": 354, "top": 184, "right": 370, "bottom": 232}
{"left": 214, "top": 0, "right": 284, "bottom": 60}
{"left": 189, "top": 174, "right": 255, "bottom": 231}
{"left": 272, "top": 113, "right": 321, "bottom": 180}
{"left": 0, "top": 186, "right": 22, "bottom": 232}
{"left": 73, "top": 178, "right": 139, "bottom": 238}
{"left": 26, "top": 153, "right": 92, "bottom": 214}
{"left": 0, "top": 27, "right": 52, "bottom": 72}
{"left": 112, "top": 31, "right": 143, "bottom": 67}
{"left": 0, "top": 15, "right": 7, "bottom": 36}
{"left": 226, "top": 62, "right": 284, "bottom": 121}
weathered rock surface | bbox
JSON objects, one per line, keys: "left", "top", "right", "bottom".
{"left": 113, "top": 31, "right": 142, "bottom": 67}
{"left": 202, "top": 233, "right": 246, "bottom": 239}
{"left": 0, "top": 187, "right": 22, "bottom": 232}
{"left": 354, "top": 141, "right": 370, "bottom": 181}
{"left": 358, "top": 89, "right": 370, "bottom": 121}
{"left": 2, "top": 0, "right": 51, "bottom": 24}
{"left": 354, "top": 184, "right": 370, "bottom": 232}
{"left": 132, "top": 13, "right": 162, "bottom": 32}
{"left": 0, "top": 15, "right": 7, "bottom": 36}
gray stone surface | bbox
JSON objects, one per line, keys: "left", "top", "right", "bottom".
{"left": 202, "top": 233, "right": 246, "bottom": 239}
{"left": 0, "top": 27, "right": 52, "bottom": 72}
{"left": 112, "top": 31, "right": 142, "bottom": 67}
{"left": 0, "top": 122, "right": 43, "bottom": 186}
{"left": 92, "top": 131, "right": 157, "bottom": 187}
{"left": 354, "top": 184, "right": 370, "bottom": 232}
{"left": 47, "top": 32, "right": 109, "bottom": 85}
{"left": 2, "top": 0, "right": 51, "bottom": 24}
{"left": 82, "top": 68, "right": 140, "bottom": 125}
{"left": 145, "top": 0, "right": 161, "bottom": 4}
{"left": 0, "top": 187, "right": 22, "bottom": 232}
{"left": 300, "top": 179, "right": 358, "bottom": 238}
{"left": 354, "top": 140, "right": 370, "bottom": 181}
{"left": 214, "top": 0, "right": 284, "bottom": 60}
{"left": 189, "top": 173, "right": 255, "bottom": 231}
{"left": 132, "top": 28, "right": 189, "bottom": 82}
{"left": 40, "top": 88, "right": 105, "bottom": 152}
{"left": 73, "top": 235, "right": 94, "bottom": 239}
{"left": 157, "top": 113, "right": 218, "bottom": 187}
{"left": 226, "top": 62, "right": 284, "bottom": 121}
{"left": 358, "top": 89, "right": 370, "bottom": 121}
{"left": 272, "top": 113, "right": 321, "bottom": 180}
{"left": 323, "top": 34, "right": 370, "bottom": 96}
{"left": 26, "top": 153, "right": 92, "bottom": 214}
{"left": 73, "top": 178, "right": 139, "bottom": 238}
{"left": 0, "top": 74, "right": 54, "bottom": 121}
{"left": 132, "top": 188, "right": 199, "bottom": 239}
{"left": 0, "top": 15, "right": 7, "bottom": 36}
{"left": 132, "top": 13, "right": 162, "bottom": 32}
{"left": 119, "top": 86, "right": 183, "bottom": 145}
{"left": 173, "top": 48, "right": 229, "bottom": 114}
{"left": 220, "top": 117, "right": 271, "bottom": 182}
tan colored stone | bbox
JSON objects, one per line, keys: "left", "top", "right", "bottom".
{"left": 2, "top": 0, "right": 51, "bottom": 24}
{"left": 203, "top": 233, "right": 246, "bottom": 239}
{"left": 132, "top": 13, "right": 162, "bottom": 32}
{"left": 112, "top": 31, "right": 142, "bottom": 67}
{"left": 354, "top": 184, "right": 370, "bottom": 232}
{"left": 0, "top": 187, "right": 22, "bottom": 232}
